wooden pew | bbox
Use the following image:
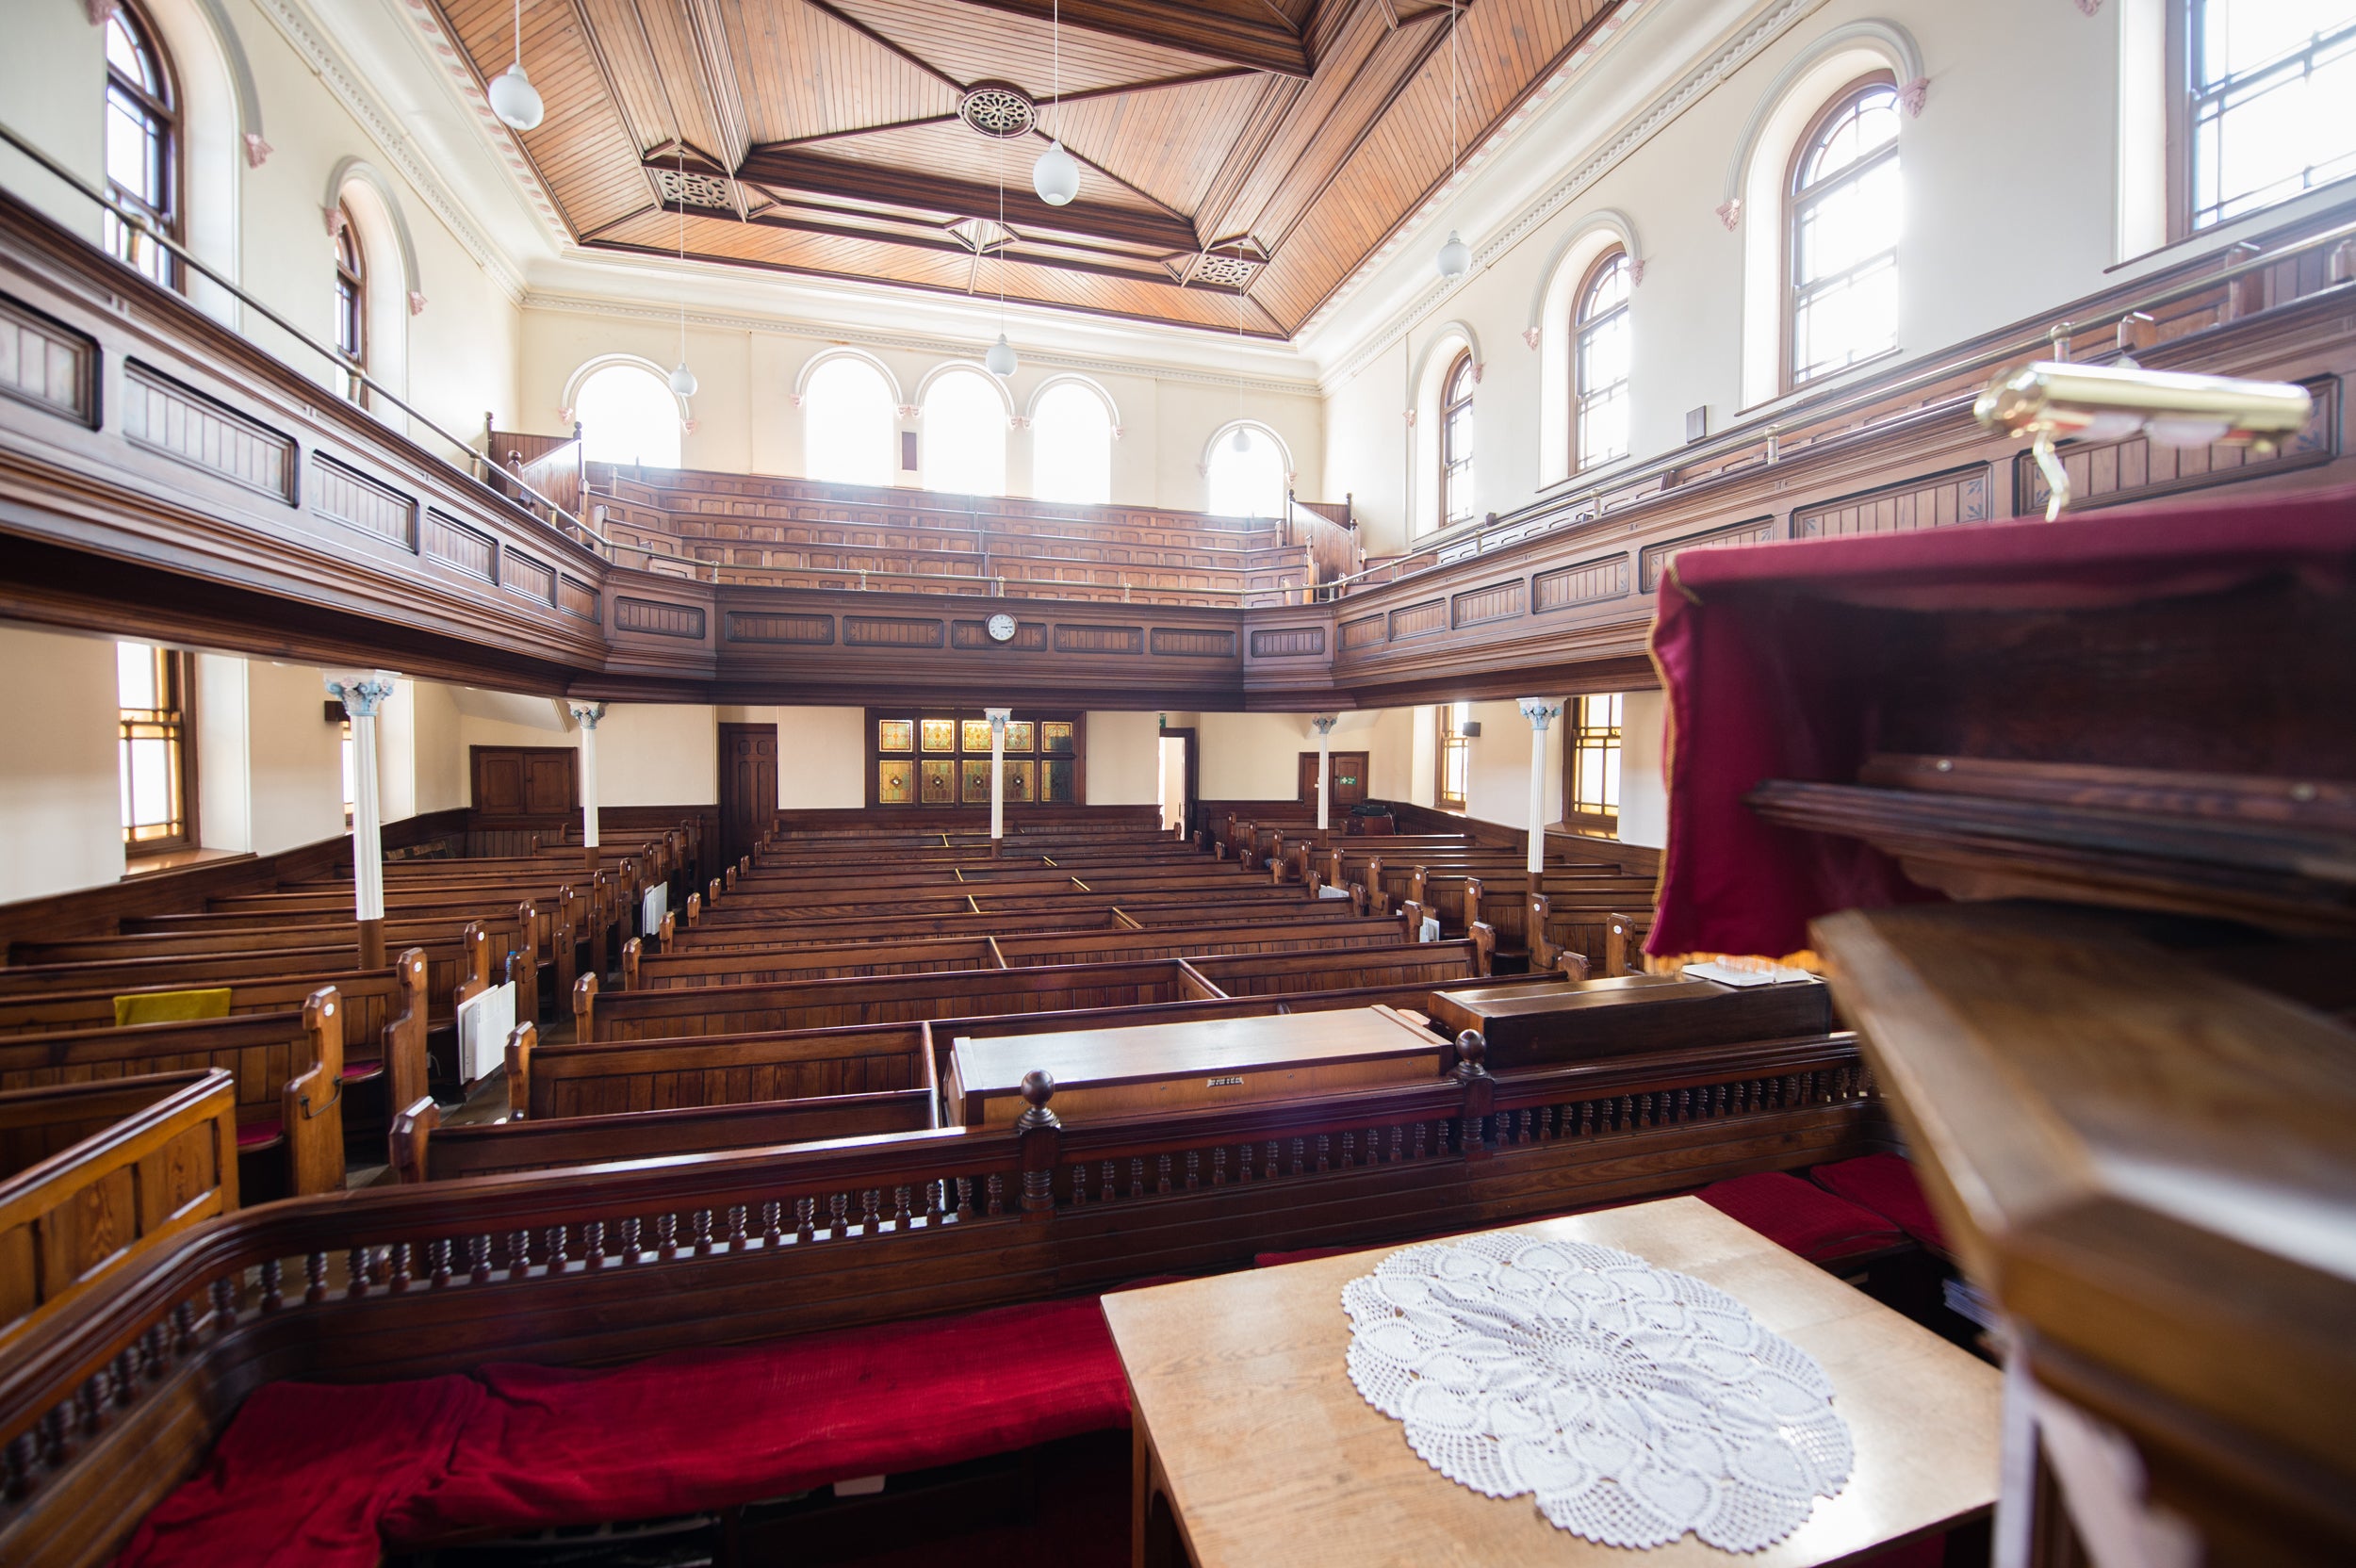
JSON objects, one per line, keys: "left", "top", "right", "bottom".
{"left": 390, "top": 1085, "right": 935, "bottom": 1182}
{"left": 0, "top": 1070, "right": 239, "bottom": 1348}
{"left": 573, "top": 961, "right": 1193, "bottom": 1041}
{"left": 0, "top": 950, "right": 430, "bottom": 1116}
{"left": 512, "top": 1018, "right": 937, "bottom": 1119}
{"left": 1183, "top": 941, "right": 1487, "bottom": 996}
{"left": 0, "top": 988, "right": 346, "bottom": 1200}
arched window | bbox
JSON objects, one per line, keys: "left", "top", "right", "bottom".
{"left": 803, "top": 356, "right": 895, "bottom": 488}
{"left": 575, "top": 364, "right": 681, "bottom": 468}
{"left": 1789, "top": 78, "right": 1901, "bottom": 386}
{"left": 1204, "top": 426, "right": 1284, "bottom": 519}
{"left": 922, "top": 368, "right": 1006, "bottom": 497}
{"left": 1031, "top": 382, "right": 1113, "bottom": 505}
{"left": 334, "top": 206, "right": 367, "bottom": 405}
{"left": 1439, "top": 351, "right": 1476, "bottom": 530}
{"left": 105, "top": 2, "right": 180, "bottom": 288}
{"left": 1574, "top": 250, "right": 1631, "bottom": 472}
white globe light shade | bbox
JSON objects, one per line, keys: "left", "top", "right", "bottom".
{"left": 1032, "top": 140, "right": 1080, "bottom": 206}
{"left": 985, "top": 333, "right": 1018, "bottom": 378}
{"left": 1231, "top": 426, "right": 1251, "bottom": 453}
{"left": 487, "top": 63, "right": 545, "bottom": 132}
{"left": 668, "top": 360, "right": 698, "bottom": 398}
{"left": 1436, "top": 230, "right": 1470, "bottom": 280}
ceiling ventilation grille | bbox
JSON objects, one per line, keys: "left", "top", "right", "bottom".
{"left": 1195, "top": 253, "right": 1260, "bottom": 288}
{"left": 653, "top": 168, "right": 736, "bottom": 209}
{"left": 958, "top": 84, "right": 1039, "bottom": 139}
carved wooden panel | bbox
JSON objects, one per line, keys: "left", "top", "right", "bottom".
{"left": 503, "top": 550, "right": 556, "bottom": 605}
{"left": 1387, "top": 599, "right": 1448, "bottom": 641}
{"left": 1639, "top": 516, "right": 1781, "bottom": 594}
{"left": 1249, "top": 626, "right": 1327, "bottom": 658}
{"left": 844, "top": 615, "right": 946, "bottom": 649}
{"left": 120, "top": 361, "right": 293, "bottom": 501}
{"left": 614, "top": 596, "right": 708, "bottom": 639}
{"left": 312, "top": 455, "right": 417, "bottom": 550}
{"left": 952, "top": 618, "right": 1048, "bottom": 651}
{"left": 1339, "top": 613, "right": 1386, "bottom": 651}
{"left": 2012, "top": 375, "right": 2341, "bottom": 514}
{"left": 1796, "top": 464, "right": 1992, "bottom": 537}
{"left": 1054, "top": 624, "right": 1146, "bottom": 655}
{"left": 422, "top": 509, "right": 496, "bottom": 580}
{"left": 558, "top": 576, "right": 600, "bottom": 622}
{"left": 1451, "top": 579, "right": 1526, "bottom": 629}
{"left": 728, "top": 612, "right": 836, "bottom": 645}
{"left": 1532, "top": 554, "right": 1630, "bottom": 613}
{"left": 1149, "top": 627, "right": 1238, "bottom": 658}
{"left": 0, "top": 293, "right": 95, "bottom": 425}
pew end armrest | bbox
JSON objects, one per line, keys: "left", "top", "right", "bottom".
{"left": 504, "top": 1021, "right": 537, "bottom": 1121}
{"left": 387, "top": 1095, "right": 440, "bottom": 1184}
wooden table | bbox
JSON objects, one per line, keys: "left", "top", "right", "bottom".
{"left": 1103, "top": 1197, "right": 1999, "bottom": 1567}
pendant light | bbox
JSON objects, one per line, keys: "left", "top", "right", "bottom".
{"left": 987, "top": 137, "right": 1019, "bottom": 377}
{"left": 668, "top": 146, "right": 697, "bottom": 400}
{"left": 1434, "top": 0, "right": 1468, "bottom": 280}
{"left": 1031, "top": 0, "right": 1079, "bottom": 205}
{"left": 487, "top": 0, "right": 544, "bottom": 131}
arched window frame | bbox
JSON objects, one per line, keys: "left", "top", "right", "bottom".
{"left": 105, "top": 0, "right": 182, "bottom": 290}
{"left": 1439, "top": 349, "right": 1477, "bottom": 531}
{"left": 1785, "top": 73, "right": 1902, "bottom": 389}
{"left": 798, "top": 351, "right": 900, "bottom": 489}
{"left": 918, "top": 364, "right": 1010, "bottom": 498}
{"left": 1027, "top": 377, "right": 1117, "bottom": 506}
{"left": 1573, "top": 247, "right": 1632, "bottom": 474}
{"left": 571, "top": 359, "right": 685, "bottom": 469}
{"left": 334, "top": 204, "right": 367, "bottom": 405}
{"left": 1202, "top": 420, "right": 1290, "bottom": 520}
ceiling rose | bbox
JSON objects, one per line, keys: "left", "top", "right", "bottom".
{"left": 958, "top": 83, "right": 1038, "bottom": 139}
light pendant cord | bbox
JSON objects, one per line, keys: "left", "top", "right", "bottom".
{"left": 514, "top": 0, "right": 523, "bottom": 68}
{"left": 678, "top": 145, "right": 688, "bottom": 362}
{"left": 997, "top": 136, "right": 1006, "bottom": 324}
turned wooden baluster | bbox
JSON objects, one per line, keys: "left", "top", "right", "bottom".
{"left": 1017, "top": 1070, "right": 1061, "bottom": 1219}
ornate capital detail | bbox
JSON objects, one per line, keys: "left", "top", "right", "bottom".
{"left": 984, "top": 707, "right": 1011, "bottom": 732}
{"left": 1196, "top": 460, "right": 1210, "bottom": 477}
{"left": 1715, "top": 197, "right": 1742, "bottom": 231}
{"left": 896, "top": 403, "right": 921, "bottom": 420}
{"left": 555, "top": 405, "right": 574, "bottom": 426}
{"left": 1628, "top": 257, "right": 1648, "bottom": 286}
{"left": 682, "top": 417, "right": 699, "bottom": 435}
{"left": 1898, "top": 75, "right": 1929, "bottom": 117}
{"left": 1008, "top": 415, "right": 1032, "bottom": 431}
{"left": 407, "top": 290, "right": 428, "bottom": 317}
{"left": 1311, "top": 715, "right": 1339, "bottom": 737}
{"left": 243, "top": 133, "right": 273, "bottom": 169}
{"left": 2074, "top": 0, "right": 2100, "bottom": 13}
{"left": 1522, "top": 325, "right": 1542, "bottom": 351}
{"left": 1471, "top": 361, "right": 1486, "bottom": 385}
{"left": 1110, "top": 424, "right": 1125, "bottom": 441}
{"left": 85, "top": 0, "right": 115, "bottom": 24}
{"left": 567, "top": 701, "right": 607, "bottom": 729}
{"left": 325, "top": 670, "right": 399, "bottom": 719}
{"left": 1402, "top": 408, "right": 1417, "bottom": 427}
{"left": 1518, "top": 697, "right": 1562, "bottom": 730}
{"left": 323, "top": 204, "right": 349, "bottom": 239}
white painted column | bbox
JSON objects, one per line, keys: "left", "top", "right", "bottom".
{"left": 1311, "top": 714, "right": 1337, "bottom": 830}
{"left": 986, "top": 707, "right": 1010, "bottom": 851}
{"left": 569, "top": 701, "right": 606, "bottom": 871}
{"left": 325, "top": 670, "right": 398, "bottom": 968}
{"left": 1518, "top": 698, "right": 1561, "bottom": 877}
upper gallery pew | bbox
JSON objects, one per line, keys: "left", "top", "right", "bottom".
{"left": 0, "top": 950, "right": 430, "bottom": 1116}
{"left": 0, "top": 988, "right": 347, "bottom": 1202}
{"left": 0, "top": 1070, "right": 239, "bottom": 1350}
{"left": 574, "top": 961, "right": 1199, "bottom": 1041}
{"left": 391, "top": 1088, "right": 937, "bottom": 1182}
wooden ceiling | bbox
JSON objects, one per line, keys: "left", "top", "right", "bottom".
{"left": 434, "top": 0, "right": 1622, "bottom": 336}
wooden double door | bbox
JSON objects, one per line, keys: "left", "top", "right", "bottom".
{"left": 1298, "top": 752, "right": 1370, "bottom": 810}
{"left": 471, "top": 747, "right": 577, "bottom": 815}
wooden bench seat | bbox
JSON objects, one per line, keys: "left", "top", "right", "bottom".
{"left": 513, "top": 1019, "right": 937, "bottom": 1117}
{"left": 1184, "top": 941, "right": 1486, "bottom": 996}
{"left": 574, "top": 961, "right": 1193, "bottom": 1041}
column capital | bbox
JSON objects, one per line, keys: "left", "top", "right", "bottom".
{"left": 1517, "top": 697, "right": 1562, "bottom": 730}
{"left": 324, "top": 670, "right": 399, "bottom": 718}
{"left": 1311, "top": 714, "right": 1339, "bottom": 737}
{"left": 984, "top": 708, "right": 1011, "bottom": 730}
{"left": 568, "top": 701, "right": 608, "bottom": 729}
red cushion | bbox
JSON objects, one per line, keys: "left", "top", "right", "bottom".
{"left": 233, "top": 1117, "right": 283, "bottom": 1152}
{"left": 1812, "top": 1154, "right": 1948, "bottom": 1253}
{"left": 339, "top": 1060, "right": 383, "bottom": 1083}
{"left": 115, "top": 1298, "right": 1130, "bottom": 1566}
{"left": 1697, "top": 1171, "right": 1906, "bottom": 1264}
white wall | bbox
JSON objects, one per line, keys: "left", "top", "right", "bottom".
{"left": 1459, "top": 701, "right": 1564, "bottom": 836}
{"left": 1618, "top": 689, "right": 1668, "bottom": 850}
{"left": 0, "top": 625, "right": 123, "bottom": 903}
{"left": 244, "top": 660, "right": 345, "bottom": 857}
{"left": 450, "top": 697, "right": 722, "bottom": 808}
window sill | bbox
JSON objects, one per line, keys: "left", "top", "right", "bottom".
{"left": 124, "top": 846, "right": 251, "bottom": 877}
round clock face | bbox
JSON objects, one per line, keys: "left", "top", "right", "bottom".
{"left": 987, "top": 612, "right": 1018, "bottom": 643}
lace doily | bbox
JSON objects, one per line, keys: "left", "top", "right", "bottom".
{"left": 1343, "top": 1233, "right": 1852, "bottom": 1551}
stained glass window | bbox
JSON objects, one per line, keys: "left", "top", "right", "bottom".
{"left": 876, "top": 718, "right": 915, "bottom": 752}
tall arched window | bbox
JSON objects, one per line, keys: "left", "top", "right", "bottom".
{"left": 1031, "top": 382, "right": 1113, "bottom": 505}
{"left": 576, "top": 363, "right": 681, "bottom": 468}
{"left": 803, "top": 356, "right": 895, "bottom": 487}
{"left": 1440, "top": 351, "right": 1476, "bottom": 530}
{"left": 922, "top": 368, "right": 1006, "bottom": 497}
{"left": 1575, "top": 250, "right": 1631, "bottom": 472}
{"left": 1205, "top": 425, "right": 1284, "bottom": 518}
{"left": 105, "top": 3, "right": 180, "bottom": 289}
{"left": 1789, "top": 78, "right": 1901, "bottom": 386}
{"left": 334, "top": 206, "right": 367, "bottom": 405}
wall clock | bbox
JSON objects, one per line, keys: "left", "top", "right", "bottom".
{"left": 987, "top": 612, "right": 1018, "bottom": 643}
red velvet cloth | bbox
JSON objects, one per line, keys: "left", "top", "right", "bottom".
{"left": 1813, "top": 1153, "right": 1948, "bottom": 1254}
{"left": 1696, "top": 1171, "right": 1905, "bottom": 1263}
{"left": 1644, "top": 487, "right": 2356, "bottom": 960}
{"left": 114, "top": 1298, "right": 1129, "bottom": 1567}
{"left": 232, "top": 1117, "right": 282, "bottom": 1151}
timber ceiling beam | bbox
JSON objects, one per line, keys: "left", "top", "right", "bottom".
{"left": 729, "top": 146, "right": 1203, "bottom": 252}
{"left": 944, "top": 0, "right": 1315, "bottom": 77}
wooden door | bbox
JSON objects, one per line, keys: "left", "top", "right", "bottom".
{"left": 1297, "top": 752, "right": 1370, "bottom": 809}
{"left": 719, "top": 724, "right": 778, "bottom": 861}
{"left": 471, "top": 747, "right": 577, "bottom": 815}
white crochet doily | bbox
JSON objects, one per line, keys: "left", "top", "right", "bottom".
{"left": 1342, "top": 1233, "right": 1852, "bottom": 1551}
